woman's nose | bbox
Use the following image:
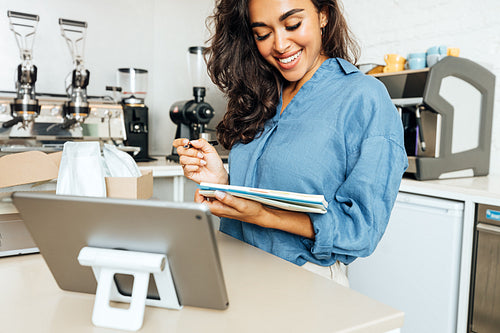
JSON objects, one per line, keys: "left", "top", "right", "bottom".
{"left": 273, "top": 30, "right": 290, "bottom": 54}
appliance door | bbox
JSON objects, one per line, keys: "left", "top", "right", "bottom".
{"left": 349, "top": 192, "right": 464, "bottom": 333}
{"left": 470, "top": 221, "right": 500, "bottom": 332}
{"left": 0, "top": 213, "right": 38, "bottom": 256}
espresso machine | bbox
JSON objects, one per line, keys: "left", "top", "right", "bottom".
{"left": 118, "top": 68, "right": 156, "bottom": 162}
{"left": 1, "top": 14, "right": 129, "bottom": 154}
{"left": 3, "top": 11, "right": 41, "bottom": 130}
{"left": 373, "top": 56, "right": 495, "bottom": 180}
{"left": 167, "top": 46, "right": 215, "bottom": 162}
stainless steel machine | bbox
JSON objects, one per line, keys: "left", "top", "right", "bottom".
{"left": 468, "top": 204, "right": 500, "bottom": 333}
{"left": 0, "top": 93, "right": 127, "bottom": 153}
{"left": 3, "top": 11, "right": 41, "bottom": 129}
{"left": 0, "top": 12, "right": 132, "bottom": 257}
{"left": 373, "top": 56, "right": 495, "bottom": 180}
{"left": 1, "top": 12, "right": 130, "bottom": 154}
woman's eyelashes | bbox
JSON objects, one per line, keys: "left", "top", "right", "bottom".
{"left": 255, "top": 33, "right": 270, "bottom": 41}
{"left": 286, "top": 21, "right": 301, "bottom": 31}
{"left": 253, "top": 21, "right": 303, "bottom": 41}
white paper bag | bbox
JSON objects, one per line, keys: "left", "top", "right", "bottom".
{"left": 103, "top": 144, "right": 141, "bottom": 177}
{"left": 56, "top": 142, "right": 107, "bottom": 197}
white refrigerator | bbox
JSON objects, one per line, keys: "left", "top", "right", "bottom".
{"left": 349, "top": 192, "right": 464, "bottom": 333}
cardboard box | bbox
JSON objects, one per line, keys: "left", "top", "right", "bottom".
{"left": 0, "top": 151, "right": 153, "bottom": 199}
{"left": 0, "top": 151, "right": 62, "bottom": 189}
{"left": 105, "top": 170, "right": 153, "bottom": 200}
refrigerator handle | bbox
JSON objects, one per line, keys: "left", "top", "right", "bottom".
{"left": 477, "top": 223, "right": 500, "bottom": 235}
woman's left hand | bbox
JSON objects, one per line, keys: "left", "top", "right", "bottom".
{"left": 195, "top": 189, "right": 315, "bottom": 239}
{"left": 195, "top": 189, "right": 269, "bottom": 226}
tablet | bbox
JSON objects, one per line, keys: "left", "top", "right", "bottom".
{"left": 11, "top": 191, "right": 229, "bottom": 310}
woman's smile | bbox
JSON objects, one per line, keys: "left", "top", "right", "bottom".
{"left": 276, "top": 49, "right": 302, "bottom": 68}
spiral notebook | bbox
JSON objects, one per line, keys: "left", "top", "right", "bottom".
{"left": 198, "top": 183, "right": 328, "bottom": 214}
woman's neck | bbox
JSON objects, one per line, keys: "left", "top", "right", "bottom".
{"left": 280, "top": 55, "right": 328, "bottom": 114}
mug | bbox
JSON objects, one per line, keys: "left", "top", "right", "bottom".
{"left": 408, "top": 57, "right": 426, "bottom": 70}
{"left": 407, "top": 52, "right": 427, "bottom": 69}
{"left": 427, "top": 45, "right": 447, "bottom": 56}
{"left": 383, "top": 54, "right": 406, "bottom": 73}
{"left": 427, "top": 46, "right": 440, "bottom": 55}
{"left": 447, "top": 47, "right": 460, "bottom": 57}
{"left": 408, "top": 52, "right": 426, "bottom": 59}
{"left": 427, "top": 54, "right": 441, "bottom": 67}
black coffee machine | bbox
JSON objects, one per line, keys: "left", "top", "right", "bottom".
{"left": 118, "top": 68, "right": 156, "bottom": 162}
{"left": 167, "top": 47, "right": 216, "bottom": 162}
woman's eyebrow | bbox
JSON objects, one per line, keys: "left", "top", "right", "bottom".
{"left": 279, "top": 8, "right": 304, "bottom": 21}
{"left": 250, "top": 8, "right": 305, "bottom": 28}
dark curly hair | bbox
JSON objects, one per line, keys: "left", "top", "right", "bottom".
{"left": 206, "top": 0, "right": 359, "bottom": 149}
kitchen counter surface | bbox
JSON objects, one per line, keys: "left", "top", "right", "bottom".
{"left": 400, "top": 176, "right": 500, "bottom": 206}
{"left": 138, "top": 157, "right": 184, "bottom": 177}
{"left": 0, "top": 232, "right": 403, "bottom": 333}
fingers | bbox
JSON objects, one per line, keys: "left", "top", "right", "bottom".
{"left": 194, "top": 188, "right": 207, "bottom": 203}
{"left": 188, "top": 139, "right": 217, "bottom": 154}
{"left": 177, "top": 145, "right": 205, "bottom": 159}
{"left": 179, "top": 154, "right": 206, "bottom": 167}
{"left": 172, "top": 138, "right": 189, "bottom": 148}
{"left": 212, "top": 191, "right": 247, "bottom": 214}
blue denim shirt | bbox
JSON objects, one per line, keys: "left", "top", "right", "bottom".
{"left": 220, "top": 58, "right": 408, "bottom": 266}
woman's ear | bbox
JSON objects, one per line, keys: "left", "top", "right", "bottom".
{"left": 319, "top": 6, "right": 328, "bottom": 29}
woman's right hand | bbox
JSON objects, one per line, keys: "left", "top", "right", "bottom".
{"left": 172, "top": 138, "right": 228, "bottom": 185}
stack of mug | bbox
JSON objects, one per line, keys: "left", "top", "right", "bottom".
{"left": 383, "top": 46, "right": 460, "bottom": 72}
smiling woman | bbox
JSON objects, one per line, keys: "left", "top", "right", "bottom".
{"left": 206, "top": 0, "right": 359, "bottom": 148}
{"left": 249, "top": 1, "right": 327, "bottom": 90}
{"left": 172, "top": 0, "right": 408, "bottom": 286}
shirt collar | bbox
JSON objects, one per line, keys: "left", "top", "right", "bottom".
{"left": 336, "top": 58, "right": 359, "bottom": 75}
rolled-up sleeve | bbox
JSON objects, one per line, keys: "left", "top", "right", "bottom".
{"left": 309, "top": 135, "right": 408, "bottom": 264}
{"left": 308, "top": 78, "right": 408, "bottom": 264}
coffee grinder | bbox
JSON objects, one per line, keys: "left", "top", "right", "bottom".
{"left": 118, "top": 68, "right": 156, "bottom": 162}
{"left": 167, "top": 46, "right": 215, "bottom": 162}
{"left": 3, "top": 11, "right": 41, "bottom": 129}
{"left": 59, "top": 18, "right": 91, "bottom": 132}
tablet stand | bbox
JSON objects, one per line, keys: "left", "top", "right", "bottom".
{"left": 78, "top": 247, "right": 182, "bottom": 331}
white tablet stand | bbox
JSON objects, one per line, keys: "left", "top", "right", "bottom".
{"left": 78, "top": 247, "right": 182, "bottom": 331}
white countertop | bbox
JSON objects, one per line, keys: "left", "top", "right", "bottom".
{"left": 137, "top": 157, "right": 184, "bottom": 177}
{"left": 0, "top": 232, "right": 403, "bottom": 333}
{"left": 400, "top": 176, "right": 500, "bottom": 206}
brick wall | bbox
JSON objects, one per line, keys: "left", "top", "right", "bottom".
{"left": 343, "top": 0, "right": 500, "bottom": 175}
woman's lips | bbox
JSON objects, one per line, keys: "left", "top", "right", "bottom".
{"left": 276, "top": 50, "right": 302, "bottom": 70}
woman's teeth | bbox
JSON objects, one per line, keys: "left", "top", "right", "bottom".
{"left": 278, "top": 50, "right": 302, "bottom": 64}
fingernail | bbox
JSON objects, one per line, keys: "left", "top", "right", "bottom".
{"left": 200, "top": 160, "right": 207, "bottom": 165}
{"left": 214, "top": 190, "right": 226, "bottom": 200}
{"left": 197, "top": 152, "right": 204, "bottom": 158}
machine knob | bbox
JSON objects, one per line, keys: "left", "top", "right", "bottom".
{"left": 200, "top": 107, "right": 213, "bottom": 119}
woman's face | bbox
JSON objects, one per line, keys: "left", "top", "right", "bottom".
{"left": 248, "top": 0, "right": 328, "bottom": 84}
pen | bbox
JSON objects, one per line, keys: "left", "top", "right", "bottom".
{"left": 183, "top": 141, "right": 219, "bottom": 148}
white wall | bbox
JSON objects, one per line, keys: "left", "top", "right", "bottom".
{"left": 150, "top": 0, "right": 226, "bottom": 155}
{"left": 0, "top": 0, "right": 155, "bottom": 96}
{"left": 1, "top": 0, "right": 499, "bottom": 175}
